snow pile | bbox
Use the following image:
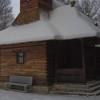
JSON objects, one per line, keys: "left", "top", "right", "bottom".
{"left": 0, "top": 5, "right": 99, "bottom": 45}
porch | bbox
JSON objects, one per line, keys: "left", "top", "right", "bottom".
{"left": 47, "top": 37, "right": 100, "bottom": 84}
{"left": 50, "top": 80, "right": 100, "bottom": 95}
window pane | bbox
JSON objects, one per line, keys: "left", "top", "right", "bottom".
{"left": 17, "top": 52, "right": 24, "bottom": 64}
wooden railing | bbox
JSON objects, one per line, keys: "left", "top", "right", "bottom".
{"left": 57, "top": 69, "right": 84, "bottom": 82}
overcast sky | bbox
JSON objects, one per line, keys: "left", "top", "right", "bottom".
{"left": 11, "top": 0, "right": 20, "bottom": 18}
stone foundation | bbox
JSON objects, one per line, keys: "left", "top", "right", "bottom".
{"left": 32, "top": 86, "right": 49, "bottom": 94}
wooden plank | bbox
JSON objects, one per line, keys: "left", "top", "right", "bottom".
{"left": 39, "top": 0, "right": 52, "bottom": 10}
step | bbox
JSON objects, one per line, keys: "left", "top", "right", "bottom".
{"left": 50, "top": 90, "right": 100, "bottom": 96}
{"left": 51, "top": 81, "right": 100, "bottom": 95}
{"left": 52, "top": 84, "right": 100, "bottom": 92}
{"left": 53, "top": 83, "right": 86, "bottom": 89}
{"left": 86, "top": 81, "right": 100, "bottom": 88}
{"left": 86, "top": 85, "right": 100, "bottom": 92}
{"left": 53, "top": 81, "right": 100, "bottom": 90}
{"left": 86, "top": 80, "right": 96, "bottom": 85}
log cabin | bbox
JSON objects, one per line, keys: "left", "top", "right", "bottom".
{"left": 0, "top": 0, "right": 100, "bottom": 94}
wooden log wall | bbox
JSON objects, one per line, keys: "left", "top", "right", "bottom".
{"left": 13, "top": 8, "right": 39, "bottom": 25}
{"left": 39, "top": 0, "right": 52, "bottom": 10}
{"left": 0, "top": 41, "right": 48, "bottom": 86}
{"left": 13, "top": 0, "right": 39, "bottom": 25}
{"left": 20, "top": 0, "right": 38, "bottom": 11}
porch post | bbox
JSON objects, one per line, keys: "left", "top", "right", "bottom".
{"left": 0, "top": 46, "right": 1, "bottom": 75}
{"left": 54, "top": 41, "right": 57, "bottom": 83}
{"left": 81, "top": 39, "right": 86, "bottom": 82}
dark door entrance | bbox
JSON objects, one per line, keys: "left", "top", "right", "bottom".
{"left": 95, "top": 47, "right": 100, "bottom": 80}
{"left": 85, "top": 45, "right": 98, "bottom": 80}
{"left": 55, "top": 40, "right": 83, "bottom": 82}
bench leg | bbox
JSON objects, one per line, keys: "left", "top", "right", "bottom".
{"left": 5, "top": 84, "right": 7, "bottom": 90}
{"left": 5, "top": 84, "right": 9, "bottom": 90}
{"left": 24, "top": 86, "right": 32, "bottom": 92}
{"left": 24, "top": 86, "right": 27, "bottom": 92}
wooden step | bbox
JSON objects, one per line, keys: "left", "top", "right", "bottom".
{"left": 50, "top": 81, "right": 100, "bottom": 95}
{"left": 50, "top": 90, "right": 100, "bottom": 96}
{"left": 53, "top": 81, "right": 100, "bottom": 90}
{"left": 52, "top": 85, "right": 100, "bottom": 93}
{"left": 86, "top": 81, "right": 100, "bottom": 88}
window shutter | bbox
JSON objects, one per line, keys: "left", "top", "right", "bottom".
{"left": 38, "top": 0, "right": 52, "bottom": 10}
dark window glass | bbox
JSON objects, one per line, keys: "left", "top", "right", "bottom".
{"left": 17, "top": 52, "right": 24, "bottom": 64}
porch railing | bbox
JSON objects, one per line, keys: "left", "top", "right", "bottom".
{"left": 57, "top": 68, "right": 83, "bottom": 82}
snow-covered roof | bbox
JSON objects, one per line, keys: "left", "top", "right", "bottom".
{"left": 0, "top": 5, "right": 99, "bottom": 45}
{"left": 50, "top": 5, "right": 98, "bottom": 39}
{"left": 0, "top": 16, "right": 55, "bottom": 44}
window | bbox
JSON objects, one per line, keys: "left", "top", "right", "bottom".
{"left": 17, "top": 52, "right": 24, "bottom": 64}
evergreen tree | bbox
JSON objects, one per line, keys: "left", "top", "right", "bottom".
{"left": 0, "top": 0, "right": 14, "bottom": 30}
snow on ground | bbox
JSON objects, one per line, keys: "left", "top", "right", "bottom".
{"left": 0, "top": 89, "right": 99, "bottom": 100}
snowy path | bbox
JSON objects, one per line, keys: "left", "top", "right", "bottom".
{"left": 0, "top": 90, "right": 99, "bottom": 100}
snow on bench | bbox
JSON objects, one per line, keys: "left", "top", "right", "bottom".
{"left": 4, "top": 75, "right": 33, "bottom": 92}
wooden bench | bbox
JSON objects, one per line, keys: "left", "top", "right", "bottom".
{"left": 4, "top": 75, "right": 33, "bottom": 92}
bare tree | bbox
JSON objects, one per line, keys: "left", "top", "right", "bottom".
{"left": 0, "top": 0, "right": 14, "bottom": 30}
{"left": 76, "top": 0, "right": 100, "bottom": 27}
{"left": 58, "top": 0, "right": 100, "bottom": 27}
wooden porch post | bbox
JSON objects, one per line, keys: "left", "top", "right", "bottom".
{"left": 0, "top": 46, "right": 1, "bottom": 76}
{"left": 54, "top": 41, "right": 57, "bottom": 83}
{"left": 81, "top": 39, "right": 86, "bottom": 82}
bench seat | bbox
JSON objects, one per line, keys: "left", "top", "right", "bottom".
{"left": 4, "top": 75, "right": 33, "bottom": 92}
{"left": 5, "top": 82, "right": 31, "bottom": 86}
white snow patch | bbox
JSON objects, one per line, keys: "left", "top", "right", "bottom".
{"left": 0, "top": 90, "right": 99, "bottom": 100}
{"left": 50, "top": 6, "right": 98, "bottom": 40}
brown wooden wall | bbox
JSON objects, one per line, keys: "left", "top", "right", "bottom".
{"left": 39, "top": 0, "right": 52, "bottom": 10}
{"left": 20, "top": 0, "right": 38, "bottom": 11}
{"left": 13, "top": 0, "right": 39, "bottom": 25}
{"left": 0, "top": 41, "right": 48, "bottom": 86}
